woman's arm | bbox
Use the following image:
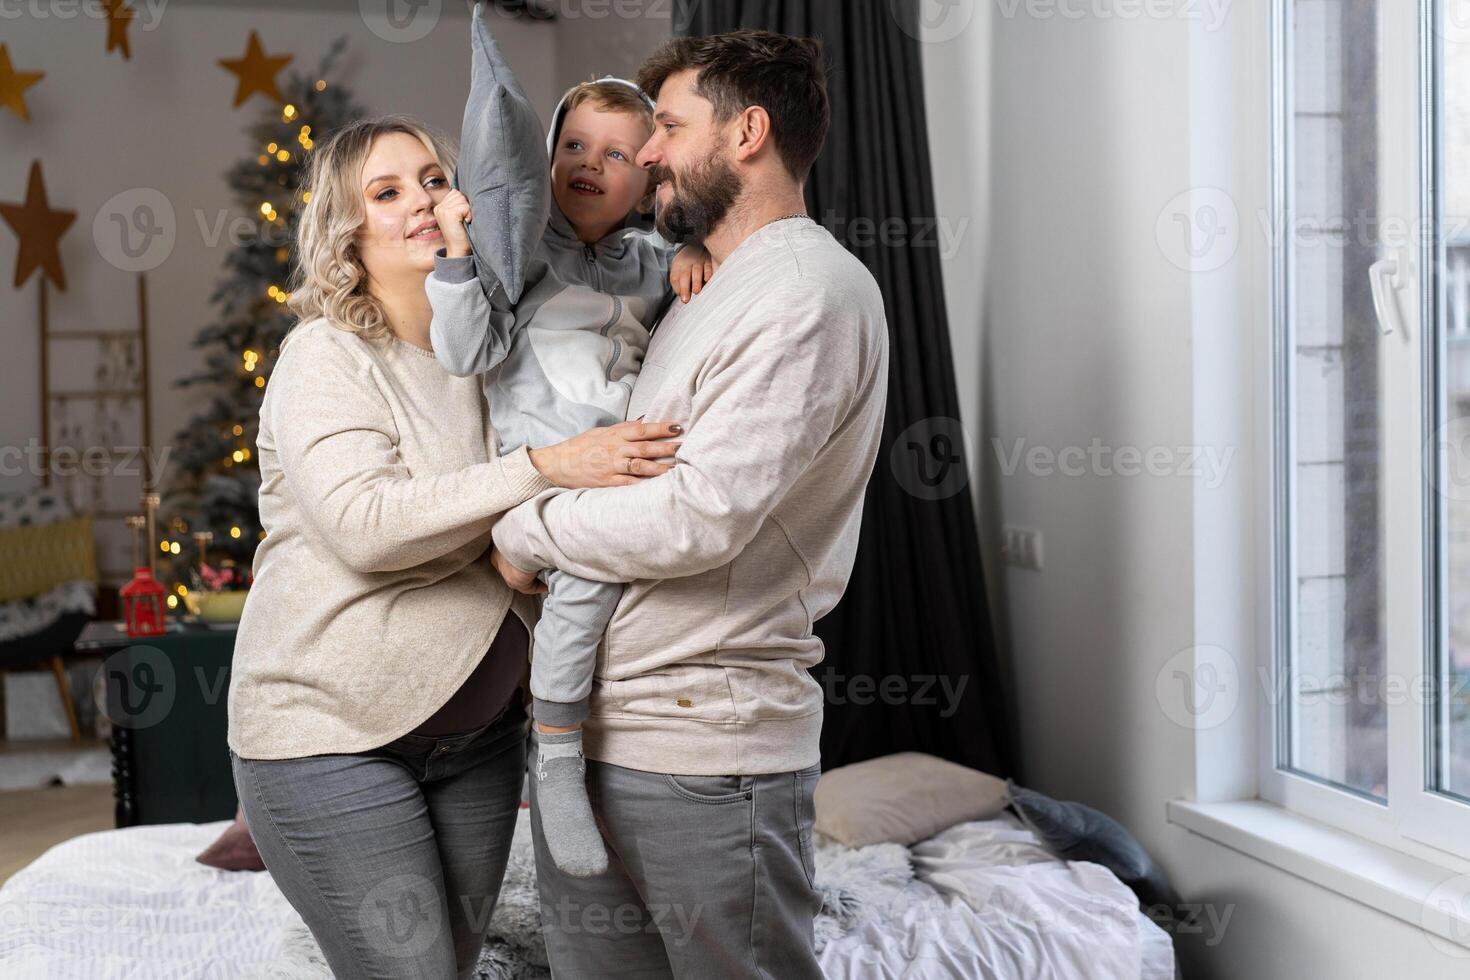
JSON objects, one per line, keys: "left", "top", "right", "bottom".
{"left": 268, "top": 327, "right": 684, "bottom": 574}
{"left": 269, "top": 329, "right": 552, "bottom": 574}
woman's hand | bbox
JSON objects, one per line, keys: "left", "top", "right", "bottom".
{"left": 669, "top": 244, "right": 715, "bottom": 303}
{"left": 434, "top": 190, "right": 473, "bottom": 259}
{"left": 491, "top": 547, "right": 545, "bottom": 595}
{"left": 529, "top": 420, "right": 683, "bottom": 489}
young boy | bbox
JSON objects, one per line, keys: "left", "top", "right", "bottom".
{"left": 426, "top": 4, "right": 710, "bottom": 878}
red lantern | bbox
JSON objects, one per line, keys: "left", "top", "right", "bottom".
{"left": 120, "top": 566, "right": 167, "bottom": 637}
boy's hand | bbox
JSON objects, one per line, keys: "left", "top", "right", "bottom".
{"left": 434, "top": 190, "right": 474, "bottom": 259}
{"left": 491, "top": 547, "right": 545, "bottom": 595}
{"left": 669, "top": 244, "right": 716, "bottom": 303}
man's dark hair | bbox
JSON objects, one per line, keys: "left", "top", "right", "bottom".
{"left": 637, "top": 30, "right": 830, "bottom": 182}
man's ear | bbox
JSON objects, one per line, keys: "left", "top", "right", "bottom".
{"left": 733, "top": 105, "right": 773, "bottom": 163}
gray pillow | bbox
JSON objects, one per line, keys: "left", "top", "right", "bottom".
{"left": 457, "top": 2, "right": 548, "bottom": 304}
{"left": 1007, "top": 781, "right": 1177, "bottom": 911}
{"left": 814, "top": 752, "right": 1008, "bottom": 848}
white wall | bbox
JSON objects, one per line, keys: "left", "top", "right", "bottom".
{"left": 550, "top": 0, "right": 672, "bottom": 93}
{"left": 0, "top": 3, "right": 557, "bottom": 509}
{"left": 927, "top": 4, "right": 1470, "bottom": 979}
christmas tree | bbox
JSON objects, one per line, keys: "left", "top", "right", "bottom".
{"left": 157, "top": 38, "right": 362, "bottom": 606}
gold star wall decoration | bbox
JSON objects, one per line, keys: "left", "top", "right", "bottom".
{"left": 103, "top": 0, "right": 136, "bottom": 60}
{"left": 0, "top": 161, "right": 76, "bottom": 291}
{"left": 218, "top": 32, "right": 293, "bottom": 108}
{"left": 0, "top": 45, "right": 44, "bottom": 121}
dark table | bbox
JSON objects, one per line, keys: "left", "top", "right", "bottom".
{"left": 75, "top": 620, "right": 238, "bottom": 828}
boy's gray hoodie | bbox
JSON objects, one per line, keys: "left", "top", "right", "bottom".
{"left": 427, "top": 3, "right": 673, "bottom": 452}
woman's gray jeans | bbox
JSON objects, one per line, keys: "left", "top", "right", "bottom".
{"left": 230, "top": 697, "right": 529, "bottom": 979}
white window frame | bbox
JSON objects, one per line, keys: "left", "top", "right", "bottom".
{"left": 1260, "top": 0, "right": 1470, "bottom": 867}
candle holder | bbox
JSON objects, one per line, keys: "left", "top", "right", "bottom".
{"left": 120, "top": 515, "right": 165, "bottom": 638}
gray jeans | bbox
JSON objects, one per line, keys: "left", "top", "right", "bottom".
{"left": 230, "top": 698, "right": 529, "bottom": 980}
{"left": 529, "top": 757, "right": 825, "bottom": 979}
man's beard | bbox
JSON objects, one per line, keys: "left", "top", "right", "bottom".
{"left": 651, "top": 150, "right": 742, "bottom": 244}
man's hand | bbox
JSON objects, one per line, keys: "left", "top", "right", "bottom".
{"left": 491, "top": 546, "right": 545, "bottom": 595}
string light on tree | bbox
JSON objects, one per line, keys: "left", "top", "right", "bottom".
{"left": 157, "top": 38, "right": 360, "bottom": 597}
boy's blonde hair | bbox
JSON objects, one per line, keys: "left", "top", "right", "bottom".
{"left": 287, "top": 115, "right": 457, "bottom": 345}
{"left": 557, "top": 79, "right": 655, "bottom": 137}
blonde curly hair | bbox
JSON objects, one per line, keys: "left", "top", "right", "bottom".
{"left": 287, "top": 115, "right": 457, "bottom": 344}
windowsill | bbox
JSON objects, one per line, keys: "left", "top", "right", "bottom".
{"left": 1167, "top": 799, "right": 1470, "bottom": 949}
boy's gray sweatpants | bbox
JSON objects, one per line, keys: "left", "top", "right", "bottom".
{"left": 491, "top": 351, "right": 625, "bottom": 730}
{"left": 530, "top": 568, "right": 619, "bottom": 726}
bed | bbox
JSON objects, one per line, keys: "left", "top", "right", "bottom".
{"left": 0, "top": 805, "right": 1176, "bottom": 979}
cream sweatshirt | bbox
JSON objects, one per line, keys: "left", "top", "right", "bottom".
{"left": 227, "top": 317, "right": 553, "bottom": 760}
{"left": 491, "top": 217, "right": 890, "bottom": 776}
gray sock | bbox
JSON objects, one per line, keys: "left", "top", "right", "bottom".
{"left": 535, "top": 729, "right": 607, "bottom": 878}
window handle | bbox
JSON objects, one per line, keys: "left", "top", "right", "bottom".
{"left": 1369, "top": 256, "right": 1407, "bottom": 337}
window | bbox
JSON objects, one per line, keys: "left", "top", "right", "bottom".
{"left": 1270, "top": 0, "right": 1470, "bottom": 857}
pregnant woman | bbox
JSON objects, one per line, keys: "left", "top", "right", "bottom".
{"left": 225, "top": 116, "right": 680, "bottom": 980}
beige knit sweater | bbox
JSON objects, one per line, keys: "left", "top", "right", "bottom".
{"left": 227, "top": 317, "right": 552, "bottom": 760}
{"left": 492, "top": 217, "right": 890, "bottom": 776}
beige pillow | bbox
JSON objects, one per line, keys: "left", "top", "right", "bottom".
{"left": 813, "top": 751, "right": 1008, "bottom": 848}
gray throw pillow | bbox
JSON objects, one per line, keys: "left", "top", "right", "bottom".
{"left": 1007, "top": 781, "right": 1177, "bottom": 911}
{"left": 457, "top": 2, "right": 548, "bottom": 304}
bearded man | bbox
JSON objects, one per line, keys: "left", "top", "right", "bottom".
{"left": 489, "top": 30, "right": 890, "bottom": 978}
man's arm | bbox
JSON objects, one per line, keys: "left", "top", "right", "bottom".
{"left": 491, "top": 286, "right": 868, "bottom": 582}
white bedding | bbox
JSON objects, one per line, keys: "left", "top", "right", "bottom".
{"left": 0, "top": 814, "right": 1175, "bottom": 979}
{"left": 818, "top": 817, "right": 1175, "bottom": 980}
